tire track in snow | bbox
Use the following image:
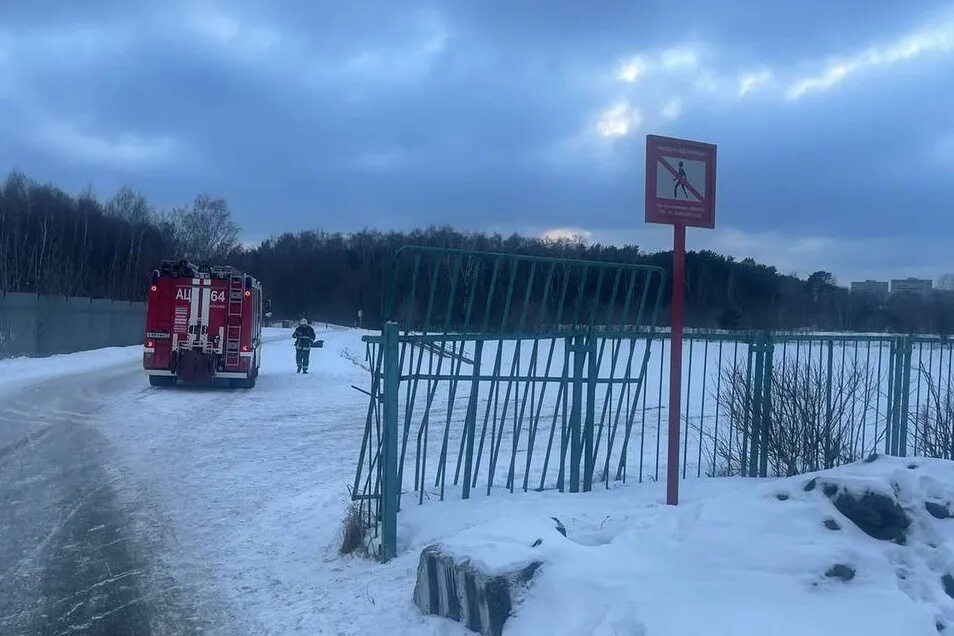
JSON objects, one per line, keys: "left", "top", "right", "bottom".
{"left": 0, "top": 361, "right": 212, "bottom": 635}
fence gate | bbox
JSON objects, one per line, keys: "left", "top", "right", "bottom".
{"left": 352, "top": 247, "right": 665, "bottom": 560}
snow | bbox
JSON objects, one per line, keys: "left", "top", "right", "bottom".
{"left": 4, "top": 327, "right": 954, "bottom": 635}
{"left": 0, "top": 345, "right": 142, "bottom": 393}
{"left": 492, "top": 460, "right": 951, "bottom": 636}
{"left": 402, "top": 459, "right": 954, "bottom": 635}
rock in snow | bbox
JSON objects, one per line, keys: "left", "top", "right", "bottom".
{"left": 411, "top": 515, "right": 570, "bottom": 634}
{"left": 825, "top": 563, "right": 856, "bottom": 582}
{"left": 926, "top": 501, "right": 952, "bottom": 520}
{"left": 828, "top": 488, "right": 911, "bottom": 544}
{"left": 412, "top": 545, "right": 540, "bottom": 636}
{"left": 942, "top": 574, "right": 954, "bottom": 600}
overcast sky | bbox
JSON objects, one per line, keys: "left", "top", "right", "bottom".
{"left": 2, "top": 1, "right": 953, "bottom": 283}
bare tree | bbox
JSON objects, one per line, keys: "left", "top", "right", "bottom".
{"left": 167, "top": 195, "right": 239, "bottom": 263}
{"left": 106, "top": 186, "right": 153, "bottom": 224}
{"left": 0, "top": 172, "right": 176, "bottom": 300}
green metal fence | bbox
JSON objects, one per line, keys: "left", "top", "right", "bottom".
{"left": 352, "top": 247, "right": 666, "bottom": 560}
{"left": 596, "top": 332, "right": 954, "bottom": 483}
{"left": 351, "top": 248, "right": 954, "bottom": 561}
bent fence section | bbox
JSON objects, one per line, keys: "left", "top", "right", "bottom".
{"left": 351, "top": 247, "right": 666, "bottom": 559}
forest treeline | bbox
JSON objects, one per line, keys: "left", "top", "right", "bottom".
{"left": 0, "top": 171, "right": 236, "bottom": 300}
{"left": 2, "top": 170, "right": 952, "bottom": 334}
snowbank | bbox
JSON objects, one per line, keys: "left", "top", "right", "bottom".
{"left": 411, "top": 456, "right": 954, "bottom": 635}
{"left": 0, "top": 345, "right": 142, "bottom": 393}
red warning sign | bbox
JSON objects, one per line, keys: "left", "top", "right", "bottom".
{"left": 645, "top": 134, "right": 717, "bottom": 228}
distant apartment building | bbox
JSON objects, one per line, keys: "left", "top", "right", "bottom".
{"left": 890, "top": 278, "right": 933, "bottom": 296}
{"left": 850, "top": 280, "right": 889, "bottom": 301}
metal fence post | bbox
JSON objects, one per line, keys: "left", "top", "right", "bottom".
{"left": 885, "top": 338, "right": 898, "bottom": 456}
{"left": 380, "top": 321, "right": 399, "bottom": 562}
{"left": 899, "top": 337, "right": 912, "bottom": 457}
{"left": 740, "top": 342, "right": 754, "bottom": 476}
{"left": 758, "top": 335, "right": 774, "bottom": 477}
{"left": 748, "top": 337, "right": 766, "bottom": 477}
{"left": 462, "top": 340, "right": 483, "bottom": 499}
{"left": 557, "top": 340, "right": 571, "bottom": 493}
{"left": 824, "top": 339, "right": 834, "bottom": 467}
{"left": 569, "top": 334, "right": 585, "bottom": 493}
{"left": 893, "top": 338, "right": 903, "bottom": 456}
{"left": 889, "top": 337, "right": 910, "bottom": 457}
{"left": 886, "top": 337, "right": 913, "bottom": 457}
{"left": 583, "top": 334, "right": 597, "bottom": 492}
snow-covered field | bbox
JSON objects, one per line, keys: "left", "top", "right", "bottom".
{"left": 2, "top": 327, "right": 953, "bottom": 635}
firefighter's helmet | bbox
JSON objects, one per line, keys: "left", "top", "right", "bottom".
{"left": 300, "top": 318, "right": 307, "bottom": 325}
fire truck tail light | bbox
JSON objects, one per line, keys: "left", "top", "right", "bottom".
{"left": 241, "top": 344, "right": 249, "bottom": 352}
{"left": 244, "top": 290, "right": 251, "bottom": 297}
{"left": 150, "top": 285, "right": 158, "bottom": 292}
{"left": 146, "top": 340, "right": 155, "bottom": 349}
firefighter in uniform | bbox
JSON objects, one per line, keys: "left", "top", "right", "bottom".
{"left": 293, "top": 318, "right": 317, "bottom": 373}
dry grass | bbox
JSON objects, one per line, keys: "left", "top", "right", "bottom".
{"left": 339, "top": 503, "right": 370, "bottom": 557}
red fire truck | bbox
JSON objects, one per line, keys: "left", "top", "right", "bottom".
{"left": 143, "top": 261, "right": 264, "bottom": 388}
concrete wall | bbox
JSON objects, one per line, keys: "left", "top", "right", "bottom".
{"left": 0, "top": 292, "right": 145, "bottom": 358}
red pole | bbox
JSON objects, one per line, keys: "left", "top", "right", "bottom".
{"left": 667, "top": 224, "right": 686, "bottom": 506}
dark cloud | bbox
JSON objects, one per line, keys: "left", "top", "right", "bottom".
{"left": 1, "top": 0, "right": 953, "bottom": 281}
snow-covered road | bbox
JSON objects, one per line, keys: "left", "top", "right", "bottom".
{"left": 0, "top": 327, "right": 405, "bottom": 635}
{"left": 0, "top": 350, "right": 205, "bottom": 634}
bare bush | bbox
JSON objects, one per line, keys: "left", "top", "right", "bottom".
{"left": 714, "top": 357, "right": 877, "bottom": 477}
{"left": 914, "top": 365, "right": 954, "bottom": 459}
{"left": 339, "top": 503, "right": 370, "bottom": 557}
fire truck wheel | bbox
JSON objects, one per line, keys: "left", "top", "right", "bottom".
{"left": 149, "top": 375, "right": 176, "bottom": 387}
{"left": 230, "top": 376, "right": 256, "bottom": 389}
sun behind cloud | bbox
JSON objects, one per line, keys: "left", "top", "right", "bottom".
{"left": 596, "top": 102, "right": 641, "bottom": 138}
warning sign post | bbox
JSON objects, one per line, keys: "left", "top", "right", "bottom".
{"left": 645, "top": 134, "right": 717, "bottom": 506}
